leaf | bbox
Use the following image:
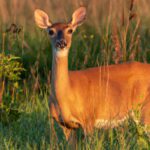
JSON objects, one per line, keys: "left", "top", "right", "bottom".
{"left": 137, "top": 136, "right": 149, "bottom": 149}
{"left": 0, "top": 54, "right": 25, "bottom": 81}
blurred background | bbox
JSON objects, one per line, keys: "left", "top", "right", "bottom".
{"left": 0, "top": 0, "right": 150, "bottom": 28}
{"left": 0, "top": 0, "right": 150, "bottom": 72}
{"left": 1, "top": 0, "right": 150, "bottom": 107}
{"left": 1, "top": 0, "right": 150, "bottom": 108}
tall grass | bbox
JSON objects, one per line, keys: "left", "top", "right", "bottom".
{"left": 0, "top": 0, "right": 150, "bottom": 149}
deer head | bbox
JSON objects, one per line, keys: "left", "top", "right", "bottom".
{"left": 34, "top": 7, "right": 86, "bottom": 57}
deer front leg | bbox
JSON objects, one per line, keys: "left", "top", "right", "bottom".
{"left": 49, "top": 96, "right": 61, "bottom": 138}
{"left": 61, "top": 125, "right": 72, "bottom": 140}
{"left": 48, "top": 110, "right": 58, "bottom": 142}
{"left": 61, "top": 125, "right": 77, "bottom": 149}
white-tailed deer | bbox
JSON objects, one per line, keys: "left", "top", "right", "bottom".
{"left": 34, "top": 7, "right": 150, "bottom": 140}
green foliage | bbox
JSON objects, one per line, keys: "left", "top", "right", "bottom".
{"left": 0, "top": 94, "right": 150, "bottom": 150}
{"left": 0, "top": 54, "right": 25, "bottom": 81}
{"left": 0, "top": 54, "right": 25, "bottom": 126}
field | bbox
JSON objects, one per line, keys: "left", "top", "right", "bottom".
{"left": 0, "top": 0, "right": 150, "bottom": 149}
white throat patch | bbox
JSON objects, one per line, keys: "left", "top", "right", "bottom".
{"left": 54, "top": 48, "right": 69, "bottom": 57}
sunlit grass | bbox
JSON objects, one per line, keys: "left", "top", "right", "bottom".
{"left": 0, "top": 92, "right": 150, "bottom": 149}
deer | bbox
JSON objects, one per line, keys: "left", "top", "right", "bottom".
{"left": 34, "top": 7, "right": 150, "bottom": 140}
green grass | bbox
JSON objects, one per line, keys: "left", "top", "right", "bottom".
{"left": 0, "top": 93, "right": 50, "bottom": 150}
{"left": 0, "top": 92, "right": 150, "bottom": 150}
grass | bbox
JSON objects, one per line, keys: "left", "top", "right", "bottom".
{"left": 0, "top": 92, "right": 150, "bottom": 149}
{"left": 0, "top": 0, "right": 150, "bottom": 149}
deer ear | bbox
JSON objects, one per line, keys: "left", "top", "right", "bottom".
{"left": 34, "top": 9, "right": 52, "bottom": 29}
{"left": 70, "top": 7, "right": 86, "bottom": 30}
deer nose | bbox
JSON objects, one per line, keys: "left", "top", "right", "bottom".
{"left": 56, "top": 39, "right": 67, "bottom": 49}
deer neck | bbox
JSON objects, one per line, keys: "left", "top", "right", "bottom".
{"left": 51, "top": 48, "right": 70, "bottom": 98}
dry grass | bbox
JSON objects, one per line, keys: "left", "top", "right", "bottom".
{"left": 0, "top": 0, "right": 150, "bottom": 29}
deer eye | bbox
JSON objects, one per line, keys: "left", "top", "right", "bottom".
{"left": 67, "top": 28, "right": 73, "bottom": 34}
{"left": 48, "top": 29, "right": 55, "bottom": 36}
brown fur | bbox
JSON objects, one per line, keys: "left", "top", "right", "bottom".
{"left": 50, "top": 57, "right": 150, "bottom": 139}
